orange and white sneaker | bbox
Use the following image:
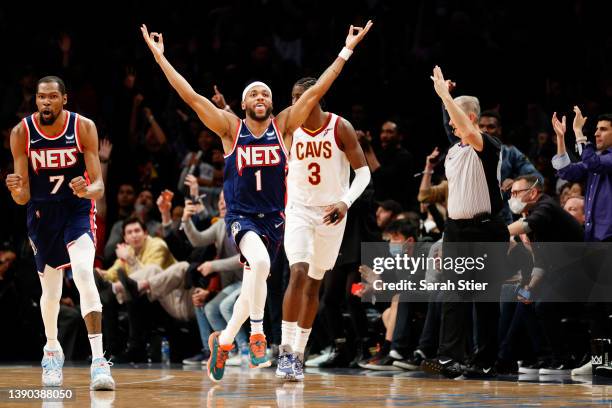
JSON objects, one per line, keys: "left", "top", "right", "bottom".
{"left": 249, "top": 334, "right": 271, "bottom": 368}
{"left": 207, "top": 332, "right": 234, "bottom": 382}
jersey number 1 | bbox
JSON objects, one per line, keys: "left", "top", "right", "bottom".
{"left": 255, "top": 170, "right": 262, "bottom": 191}
{"left": 49, "top": 175, "right": 65, "bottom": 194}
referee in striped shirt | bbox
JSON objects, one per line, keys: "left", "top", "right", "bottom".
{"left": 423, "top": 66, "right": 509, "bottom": 379}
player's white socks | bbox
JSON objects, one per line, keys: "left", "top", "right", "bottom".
{"left": 39, "top": 266, "right": 63, "bottom": 351}
{"left": 67, "top": 234, "right": 102, "bottom": 317}
{"left": 281, "top": 321, "right": 297, "bottom": 352}
{"left": 89, "top": 334, "right": 104, "bottom": 359}
{"left": 219, "top": 281, "right": 249, "bottom": 345}
{"left": 293, "top": 327, "right": 312, "bottom": 354}
{"left": 239, "top": 232, "right": 270, "bottom": 336}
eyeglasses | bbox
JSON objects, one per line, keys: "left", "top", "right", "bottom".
{"left": 510, "top": 179, "right": 539, "bottom": 197}
{"left": 510, "top": 188, "right": 532, "bottom": 198}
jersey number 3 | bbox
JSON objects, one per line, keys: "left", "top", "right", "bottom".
{"left": 308, "top": 163, "right": 321, "bottom": 185}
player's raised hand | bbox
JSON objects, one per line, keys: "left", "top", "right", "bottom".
{"left": 140, "top": 24, "right": 164, "bottom": 61}
{"left": 551, "top": 112, "right": 566, "bottom": 139}
{"left": 431, "top": 66, "right": 451, "bottom": 100}
{"left": 345, "top": 20, "right": 373, "bottom": 50}
{"left": 5, "top": 173, "right": 24, "bottom": 194}
{"left": 323, "top": 201, "right": 348, "bottom": 225}
{"left": 69, "top": 176, "right": 88, "bottom": 198}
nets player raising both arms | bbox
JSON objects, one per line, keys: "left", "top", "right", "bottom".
{"left": 5, "top": 76, "right": 115, "bottom": 390}
{"left": 276, "top": 78, "right": 371, "bottom": 381}
{"left": 141, "top": 20, "right": 373, "bottom": 382}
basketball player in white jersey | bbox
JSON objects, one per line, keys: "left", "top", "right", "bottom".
{"left": 276, "top": 77, "right": 371, "bottom": 381}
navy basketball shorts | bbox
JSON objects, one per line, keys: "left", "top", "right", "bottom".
{"left": 225, "top": 211, "right": 285, "bottom": 265}
{"left": 26, "top": 198, "right": 96, "bottom": 274}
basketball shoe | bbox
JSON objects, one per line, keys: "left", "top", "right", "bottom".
{"left": 249, "top": 334, "right": 271, "bottom": 368}
{"left": 90, "top": 357, "right": 115, "bottom": 390}
{"left": 207, "top": 332, "right": 234, "bottom": 382}
{"left": 41, "top": 347, "right": 64, "bottom": 387}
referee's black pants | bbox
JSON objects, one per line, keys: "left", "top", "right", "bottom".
{"left": 437, "top": 214, "right": 509, "bottom": 367}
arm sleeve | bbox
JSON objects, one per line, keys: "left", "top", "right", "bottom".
{"left": 581, "top": 144, "right": 612, "bottom": 174}
{"left": 183, "top": 218, "right": 218, "bottom": 248}
{"left": 552, "top": 152, "right": 588, "bottom": 181}
{"left": 209, "top": 254, "right": 242, "bottom": 273}
{"left": 418, "top": 181, "right": 448, "bottom": 204}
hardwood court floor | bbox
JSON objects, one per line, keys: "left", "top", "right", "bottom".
{"left": 1, "top": 364, "right": 611, "bottom": 407}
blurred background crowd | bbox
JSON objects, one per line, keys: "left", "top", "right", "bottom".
{"left": 0, "top": 0, "right": 611, "bottom": 375}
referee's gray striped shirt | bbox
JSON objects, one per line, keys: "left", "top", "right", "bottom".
{"left": 445, "top": 133, "right": 503, "bottom": 220}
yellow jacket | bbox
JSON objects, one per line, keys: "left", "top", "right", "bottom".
{"left": 105, "top": 236, "right": 176, "bottom": 282}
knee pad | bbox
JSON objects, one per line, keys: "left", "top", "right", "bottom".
{"left": 68, "top": 234, "right": 102, "bottom": 317}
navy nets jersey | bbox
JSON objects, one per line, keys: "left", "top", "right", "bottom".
{"left": 24, "top": 110, "right": 88, "bottom": 202}
{"left": 223, "top": 118, "right": 287, "bottom": 263}
{"left": 22, "top": 111, "right": 97, "bottom": 273}
{"left": 223, "top": 118, "right": 288, "bottom": 214}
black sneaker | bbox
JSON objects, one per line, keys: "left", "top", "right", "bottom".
{"left": 495, "top": 359, "right": 519, "bottom": 375}
{"left": 393, "top": 349, "right": 426, "bottom": 371}
{"left": 463, "top": 363, "right": 497, "bottom": 378}
{"left": 539, "top": 360, "right": 576, "bottom": 375}
{"left": 364, "top": 353, "right": 402, "bottom": 371}
{"left": 318, "top": 339, "right": 351, "bottom": 368}
{"left": 117, "top": 268, "right": 139, "bottom": 302}
{"left": 595, "top": 364, "right": 612, "bottom": 378}
{"left": 422, "top": 357, "right": 464, "bottom": 379}
{"left": 357, "top": 344, "right": 388, "bottom": 369}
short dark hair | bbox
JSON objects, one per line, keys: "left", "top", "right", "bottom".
{"left": 378, "top": 200, "right": 403, "bottom": 215}
{"left": 122, "top": 217, "right": 147, "bottom": 235}
{"left": 384, "top": 220, "right": 418, "bottom": 240}
{"left": 480, "top": 110, "right": 502, "bottom": 124}
{"left": 515, "top": 174, "right": 543, "bottom": 192}
{"left": 597, "top": 113, "right": 612, "bottom": 126}
{"left": 293, "top": 77, "right": 324, "bottom": 108}
{"left": 37, "top": 76, "right": 66, "bottom": 94}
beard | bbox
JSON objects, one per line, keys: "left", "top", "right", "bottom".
{"left": 246, "top": 106, "right": 273, "bottom": 122}
{"left": 39, "top": 109, "right": 59, "bottom": 125}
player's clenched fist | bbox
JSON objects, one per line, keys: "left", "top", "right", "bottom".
{"left": 69, "top": 176, "right": 88, "bottom": 197}
{"left": 5, "top": 173, "right": 24, "bottom": 193}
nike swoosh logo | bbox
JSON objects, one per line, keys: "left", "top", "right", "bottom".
{"left": 31, "top": 138, "right": 43, "bottom": 144}
{"left": 266, "top": 136, "right": 276, "bottom": 140}
{"left": 65, "top": 134, "right": 75, "bottom": 140}
{"left": 239, "top": 134, "right": 250, "bottom": 138}
{"left": 439, "top": 359, "right": 452, "bottom": 365}
{"left": 482, "top": 368, "right": 491, "bottom": 373}
{"left": 274, "top": 221, "right": 284, "bottom": 228}
{"left": 266, "top": 131, "right": 275, "bottom": 136}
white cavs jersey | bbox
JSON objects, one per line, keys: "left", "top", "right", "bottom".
{"left": 287, "top": 113, "right": 350, "bottom": 206}
{"left": 285, "top": 112, "right": 349, "bottom": 273}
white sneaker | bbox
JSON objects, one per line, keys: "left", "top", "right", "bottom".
{"left": 90, "top": 357, "right": 115, "bottom": 390}
{"left": 571, "top": 361, "right": 592, "bottom": 376}
{"left": 305, "top": 346, "right": 332, "bottom": 367}
{"left": 41, "top": 347, "right": 64, "bottom": 387}
{"left": 225, "top": 351, "right": 242, "bottom": 366}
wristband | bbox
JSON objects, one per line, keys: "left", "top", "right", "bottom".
{"left": 338, "top": 47, "right": 353, "bottom": 61}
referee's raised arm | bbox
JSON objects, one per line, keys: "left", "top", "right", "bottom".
{"left": 431, "top": 66, "right": 483, "bottom": 151}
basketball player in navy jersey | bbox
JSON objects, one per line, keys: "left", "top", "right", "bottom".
{"left": 141, "top": 20, "right": 372, "bottom": 382}
{"left": 6, "top": 76, "right": 115, "bottom": 390}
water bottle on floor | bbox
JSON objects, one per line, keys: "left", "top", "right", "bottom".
{"left": 161, "top": 337, "right": 171, "bottom": 366}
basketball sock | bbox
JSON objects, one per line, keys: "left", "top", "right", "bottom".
{"left": 250, "top": 318, "right": 264, "bottom": 336}
{"left": 293, "top": 326, "right": 312, "bottom": 354}
{"left": 88, "top": 334, "right": 104, "bottom": 360}
{"left": 46, "top": 339, "right": 61, "bottom": 351}
{"left": 39, "top": 266, "right": 63, "bottom": 351}
{"left": 219, "top": 280, "right": 250, "bottom": 345}
{"left": 238, "top": 232, "right": 270, "bottom": 332}
{"left": 281, "top": 321, "right": 298, "bottom": 352}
